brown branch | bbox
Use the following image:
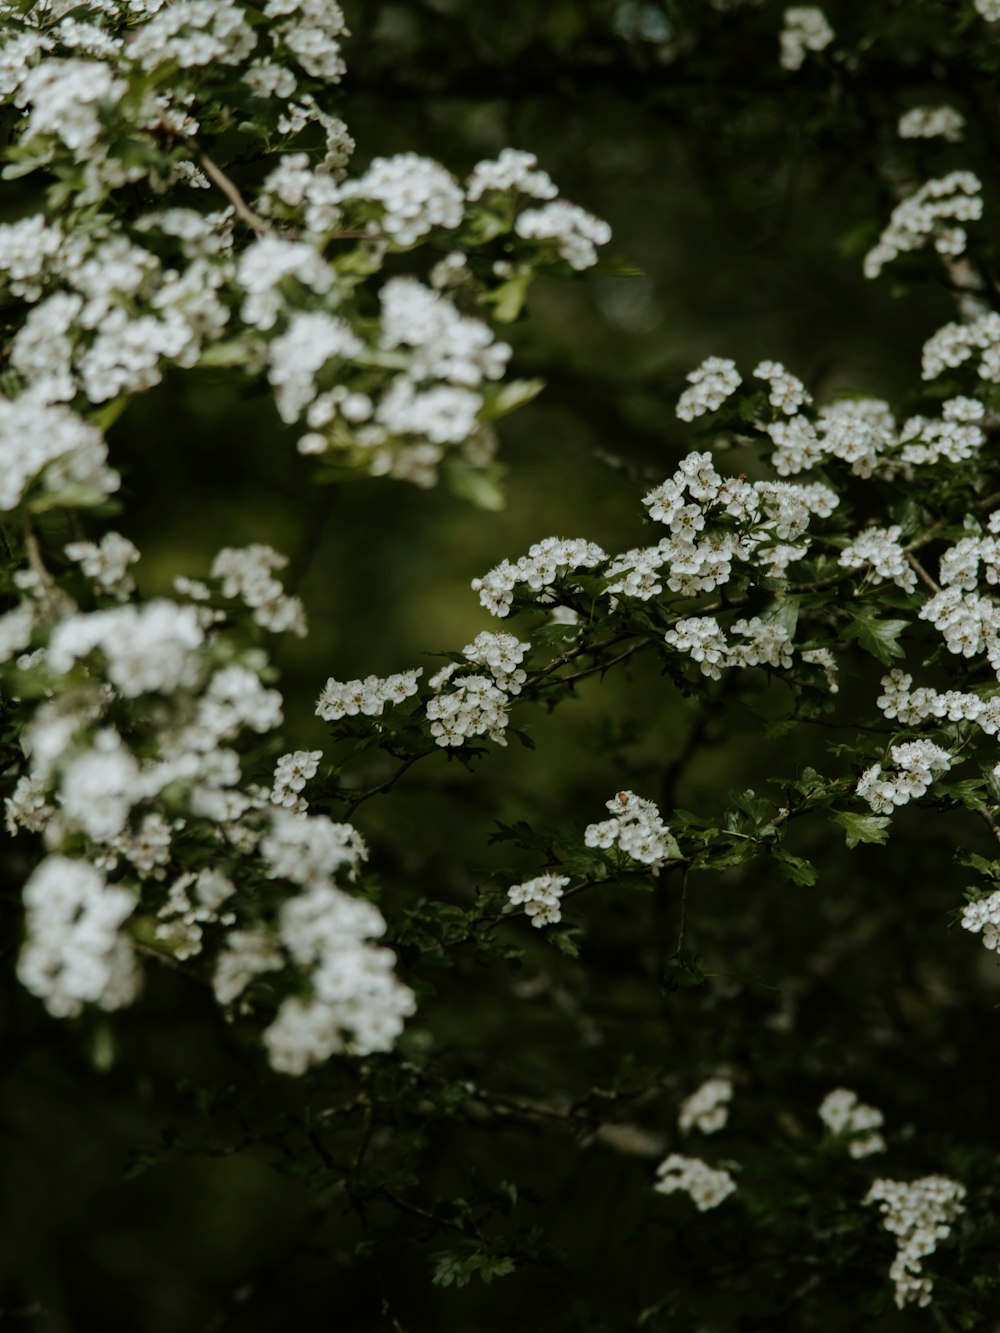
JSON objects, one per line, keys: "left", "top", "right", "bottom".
{"left": 21, "top": 515, "right": 59, "bottom": 616}
{"left": 194, "top": 149, "right": 272, "bottom": 236}
{"left": 906, "top": 551, "right": 941, "bottom": 595}
{"left": 975, "top": 805, "right": 1000, "bottom": 846}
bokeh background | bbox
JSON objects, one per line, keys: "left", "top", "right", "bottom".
{"left": 4, "top": 2, "right": 1000, "bottom": 1329}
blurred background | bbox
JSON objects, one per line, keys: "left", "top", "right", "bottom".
{"left": 4, "top": 2, "right": 1000, "bottom": 1329}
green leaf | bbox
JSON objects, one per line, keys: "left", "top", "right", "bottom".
{"left": 550, "top": 928, "right": 581, "bottom": 958}
{"left": 482, "top": 271, "right": 533, "bottom": 323}
{"left": 843, "top": 614, "right": 910, "bottom": 666}
{"left": 662, "top": 949, "right": 706, "bottom": 992}
{"left": 431, "top": 1247, "right": 516, "bottom": 1289}
{"left": 444, "top": 459, "right": 507, "bottom": 511}
{"left": 482, "top": 378, "right": 546, "bottom": 421}
{"left": 773, "top": 848, "right": 818, "bottom": 886}
{"left": 829, "top": 810, "right": 891, "bottom": 849}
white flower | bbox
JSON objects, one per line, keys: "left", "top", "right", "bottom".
{"left": 898, "top": 106, "right": 965, "bottom": 143}
{"left": 818, "top": 1088, "right": 886, "bottom": 1158}
{"left": 336, "top": 153, "right": 464, "bottom": 245}
{"left": 210, "top": 545, "right": 306, "bottom": 637}
{"left": 856, "top": 740, "right": 953, "bottom": 816}
{"left": 838, "top": 525, "right": 917, "bottom": 593}
{"left": 426, "top": 674, "right": 513, "bottom": 747}
{"left": 47, "top": 601, "right": 204, "bottom": 697}
{"left": 472, "top": 537, "right": 607, "bottom": 617}
{"left": 64, "top": 532, "right": 139, "bottom": 600}
{"left": 779, "top": 8, "right": 834, "bottom": 71}
{"left": 0, "top": 397, "right": 118, "bottom": 513}
{"left": 507, "top": 872, "right": 570, "bottom": 928}
{"left": 260, "top": 810, "right": 368, "bottom": 886}
{"left": 316, "top": 669, "right": 422, "bottom": 721}
{"left": 380, "top": 278, "right": 510, "bottom": 387}
{"left": 584, "top": 791, "right": 674, "bottom": 868}
{"left": 271, "top": 750, "right": 323, "bottom": 811}
{"left": 654, "top": 1154, "right": 737, "bottom": 1211}
{"left": 864, "top": 1176, "right": 966, "bottom": 1308}
{"left": 676, "top": 357, "right": 742, "bottom": 421}
{"left": 466, "top": 149, "right": 558, "bottom": 202}
{"left": 18, "top": 856, "right": 139, "bottom": 1018}
{"left": 514, "top": 201, "right": 612, "bottom": 270}
{"left": 864, "top": 172, "right": 983, "bottom": 280}
{"left": 679, "top": 1078, "right": 733, "bottom": 1135}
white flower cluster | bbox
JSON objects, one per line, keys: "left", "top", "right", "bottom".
{"left": 898, "top": 106, "right": 965, "bottom": 142}
{"left": 210, "top": 545, "right": 307, "bottom": 636}
{"left": 315, "top": 668, "right": 422, "bottom": 722}
{"left": 679, "top": 1078, "right": 733, "bottom": 1135}
{"left": 838, "top": 525, "right": 917, "bottom": 593}
{"left": 767, "top": 398, "right": 896, "bottom": 478}
{"left": 381, "top": 278, "right": 510, "bottom": 389}
{"left": 155, "top": 868, "right": 236, "bottom": 962}
{"left": 336, "top": 153, "right": 464, "bottom": 245}
{"left": 675, "top": 356, "right": 742, "bottom": 422}
{"left": 47, "top": 599, "right": 205, "bottom": 698}
{"left": 271, "top": 749, "right": 322, "bottom": 812}
{"left": 638, "top": 448, "right": 836, "bottom": 594}
{"left": 18, "top": 856, "right": 139, "bottom": 1019}
{"left": 856, "top": 741, "right": 953, "bottom": 816}
{"left": 961, "top": 890, "right": 1000, "bottom": 952}
{"left": 754, "top": 360, "right": 811, "bottom": 415}
{"left": 922, "top": 311, "right": 1000, "bottom": 382}
{"left": 4, "top": 528, "right": 420, "bottom": 1074}
{"left": 213, "top": 927, "right": 284, "bottom": 1007}
{"left": 584, "top": 791, "right": 674, "bottom": 868}
{"left": 898, "top": 400, "right": 986, "bottom": 466}
{"left": 665, "top": 615, "right": 794, "bottom": 680}
{"left": 425, "top": 630, "right": 531, "bottom": 748}
{"left": 920, "top": 585, "right": 1000, "bottom": 661}
{"left": 818, "top": 1089, "right": 886, "bottom": 1159}
{"left": 801, "top": 646, "right": 839, "bottom": 693}
{"left": 257, "top": 151, "right": 349, "bottom": 234}
{"left": 65, "top": 532, "right": 139, "bottom": 601}
{"left": 254, "top": 810, "right": 416, "bottom": 1073}
{"left": 779, "top": 7, "right": 834, "bottom": 72}
{"left": 472, "top": 537, "right": 608, "bottom": 617}
{"left": 466, "top": 148, "right": 558, "bottom": 202}
{"left": 0, "top": 0, "right": 620, "bottom": 1075}
{"left": 0, "top": 396, "right": 119, "bottom": 513}
{"left": 654, "top": 1154, "right": 737, "bottom": 1211}
{"left": 0, "top": 14, "right": 609, "bottom": 492}
{"left": 864, "top": 1176, "right": 966, "bottom": 1308}
{"left": 128, "top": 1, "right": 256, "bottom": 71}
{"left": 876, "top": 669, "right": 1000, "bottom": 732}
{"left": 514, "top": 201, "right": 612, "bottom": 271}
{"left": 507, "top": 872, "right": 571, "bottom": 927}
{"left": 332, "top": 276, "right": 515, "bottom": 477}
{"left": 974, "top": 0, "right": 1000, "bottom": 20}
{"left": 267, "top": 311, "right": 363, "bottom": 425}
{"left": 264, "top": 0, "right": 349, "bottom": 81}
{"left": 461, "top": 630, "right": 529, "bottom": 693}
{"left": 426, "top": 676, "right": 513, "bottom": 747}
{"left": 863, "top": 172, "right": 983, "bottom": 280}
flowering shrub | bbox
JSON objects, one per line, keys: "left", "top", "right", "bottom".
{"left": 4, "top": 0, "right": 1000, "bottom": 1328}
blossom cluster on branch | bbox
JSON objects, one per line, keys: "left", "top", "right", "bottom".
{"left": 2, "top": 0, "right": 999, "bottom": 1318}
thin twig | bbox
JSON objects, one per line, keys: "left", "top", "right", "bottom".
{"left": 906, "top": 551, "right": 941, "bottom": 595}
{"left": 905, "top": 489, "right": 1000, "bottom": 553}
{"left": 344, "top": 752, "right": 428, "bottom": 818}
{"left": 672, "top": 865, "right": 690, "bottom": 959}
{"left": 21, "top": 515, "right": 58, "bottom": 614}
{"left": 536, "top": 639, "right": 650, "bottom": 690}
{"left": 195, "top": 149, "right": 272, "bottom": 236}
{"left": 975, "top": 805, "right": 1000, "bottom": 846}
